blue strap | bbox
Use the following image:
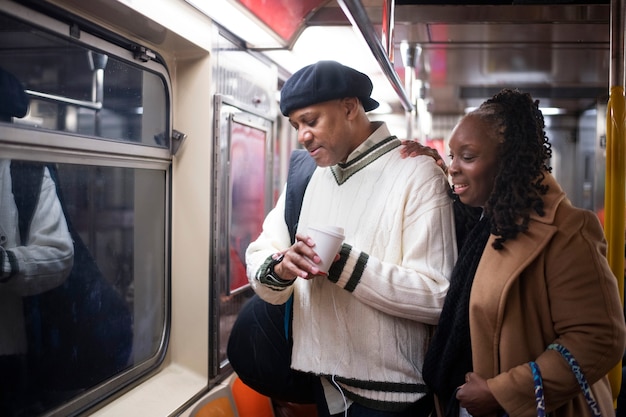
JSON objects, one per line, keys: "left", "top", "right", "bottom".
{"left": 547, "top": 343, "right": 602, "bottom": 417}
{"left": 285, "top": 150, "right": 316, "bottom": 243}
{"left": 282, "top": 150, "right": 315, "bottom": 341}
{"left": 503, "top": 345, "right": 602, "bottom": 417}
{"left": 529, "top": 361, "right": 546, "bottom": 417}
{"left": 284, "top": 294, "right": 293, "bottom": 340}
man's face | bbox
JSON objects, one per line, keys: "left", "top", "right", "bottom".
{"left": 288, "top": 99, "right": 355, "bottom": 167}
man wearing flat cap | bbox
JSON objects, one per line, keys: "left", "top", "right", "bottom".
{"left": 230, "top": 60, "right": 457, "bottom": 416}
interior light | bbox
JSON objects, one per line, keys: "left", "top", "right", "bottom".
{"left": 417, "top": 98, "right": 432, "bottom": 136}
{"left": 539, "top": 107, "right": 567, "bottom": 116}
{"left": 264, "top": 26, "right": 399, "bottom": 111}
{"left": 185, "top": 0, "right": 286, "bottom": 49}
{"left": 465, "top": 106, "right": 566, "bottom": 116}
{"left": 264, "top": 27, "right": 380, "bottom": 73}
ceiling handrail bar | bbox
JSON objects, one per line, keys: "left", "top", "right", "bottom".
{"left": 337, "top": 0, "right": 414, "bottom": 112}
{"left": 25, "top": 89, "right": 103, "bottom": 111}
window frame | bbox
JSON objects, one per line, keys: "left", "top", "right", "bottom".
{"left": 210, "top": 94, "right": 275, "bottom": 378}
{"left": 0, "top": 2, "right": 173, "bottom": 415}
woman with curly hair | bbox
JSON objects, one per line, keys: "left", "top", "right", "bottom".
{"left": 402, "top": 89, "right": 626, "bottom": 417}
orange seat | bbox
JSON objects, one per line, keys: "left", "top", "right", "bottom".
{"left": 231, "top": 376, "right": 274, "bottom": 417}
{"left": 194, "top": 396, "right": 236, "bottom": 417}
{"left": 190, "top": 387, "right": 238, "bottom": 417}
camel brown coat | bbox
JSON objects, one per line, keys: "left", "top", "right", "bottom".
{"left": 459, "top": 173, "right": 625, "bottom": 417}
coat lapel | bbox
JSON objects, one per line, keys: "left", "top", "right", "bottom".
{"left": 470, "top": 174, "right": 565, "bottom": 376}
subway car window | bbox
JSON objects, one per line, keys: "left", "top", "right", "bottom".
{"left": 0, "top": 10, "right": 167, "bottom": 147}
{"left": 1, "top": 4, "right": 169, "bottom": 417}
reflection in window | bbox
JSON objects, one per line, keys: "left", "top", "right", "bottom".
{"left": 211, "top": 34, "right": 278, "bottom": 379}
{"left": 0, "top": 11, "right": 168, "bottom": 147}
{"left": 2, "top": 161, "right": 166, "bottom": 416}
{"left": 0, "top": 4, "right": 170, "bottom": 415}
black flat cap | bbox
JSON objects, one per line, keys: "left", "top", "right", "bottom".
{"left": 280, "top": 60, "right": 379, "bottom": 117}
{"left": 0, "top": 67, "right": 29, "bottom": 119}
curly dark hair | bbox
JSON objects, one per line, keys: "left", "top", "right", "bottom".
{"left": 470, "top": 89, "right": 553, "bottom": 249}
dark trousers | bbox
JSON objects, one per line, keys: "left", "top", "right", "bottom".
{"left": 227, "top": 294, "right": 318, "bottom": 404}
{"left": 337, "top": 395, "right": 433, "bottom": 417}
{"left": 227, "top": 295, "right": 433, "bottom": 417}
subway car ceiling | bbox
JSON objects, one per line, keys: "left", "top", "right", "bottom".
{"left": 317, "top": 0, "right": 611, "bottom": 117}
{"left": 212, "top": 0, "right": 612, "bottom": 118}
{"left": 0, "top": 1, "right": 618, "bottom": 415}
{"left": 23, "top": 0, "right": 612, "bottom": 121}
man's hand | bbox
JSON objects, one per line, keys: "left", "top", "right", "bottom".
{"left": 273, "top": 233, "right": 323, "bottom": 280}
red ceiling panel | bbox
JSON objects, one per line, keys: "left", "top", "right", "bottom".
{"left": 237, "top": 0, "right": 327, "bottom": 42}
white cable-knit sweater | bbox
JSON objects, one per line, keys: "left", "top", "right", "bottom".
{"left": 246, "top": 123, "right": 457, "bottom": 411}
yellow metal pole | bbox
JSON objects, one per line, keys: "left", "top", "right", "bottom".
{"left": 605, "top": 85, "right": 626, "bottom": 407}
{"left": 606, "top": 0, "right": 626, "bottom": 406}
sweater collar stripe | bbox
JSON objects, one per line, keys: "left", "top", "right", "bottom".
{"left": 331, "top": 136, "right": 400, "bottom": 185}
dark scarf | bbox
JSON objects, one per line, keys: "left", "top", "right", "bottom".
{"left": 422, "top": 216, "right": 491, "bottom": 417}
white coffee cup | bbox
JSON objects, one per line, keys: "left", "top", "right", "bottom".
{"left": 307, "top": 225, "right": 345, "bottom": 273}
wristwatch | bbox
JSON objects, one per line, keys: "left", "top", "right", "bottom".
{"left": 266, "top": 253, "right": 284, "bottom": 278}
{"left": 264, "top": 253, "right": 292, "bottom": 286}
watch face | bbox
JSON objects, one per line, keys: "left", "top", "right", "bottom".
{"left": 264, "top": 253, "right": 292, "bottom": 286}
{"left": 269, "top": 253, "right": 283, "bottom": 273}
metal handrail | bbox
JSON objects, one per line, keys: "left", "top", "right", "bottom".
{"left": 337, "top": 0, "right": 414, "bottom": 112}
{"left": 25, "top": 89, "right": 102, "bottom": 111}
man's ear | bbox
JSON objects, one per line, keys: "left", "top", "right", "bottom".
{"left": 341, "top": 97, "right": 361, "bottom": 119}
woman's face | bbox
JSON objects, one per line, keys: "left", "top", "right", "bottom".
{"left": 447, "top": 115, "right": 501, "bottom": 208}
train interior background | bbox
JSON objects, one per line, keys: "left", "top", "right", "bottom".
{"left": 197, "top": 0, "right": 612, "bottom": 211}
{"left": 0, "top": 0, "right": 620, "bottom": 415}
